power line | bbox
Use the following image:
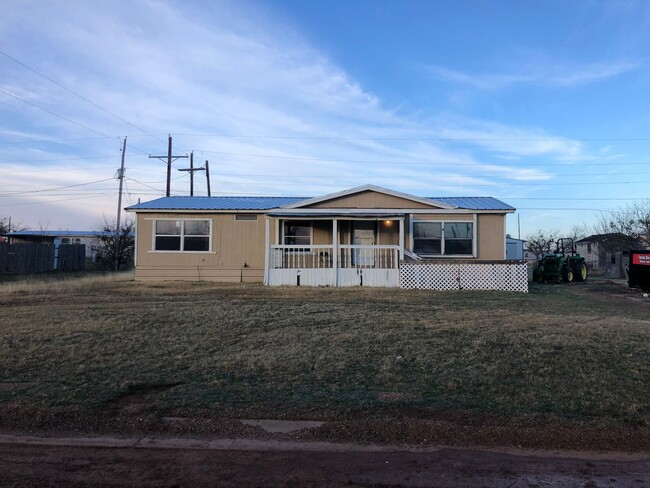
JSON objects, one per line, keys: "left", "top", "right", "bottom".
{"left": 202, "top": 170, "right": 650, "bottom": 179}
{"left": 0, "top": 178, "right": 113, "bottom": 196}
{"left": 207, "top": 179, "right": 650, "bottom": 188}
{"left": 0, "top": 155, "right": 148, "bottom": 163}
{"left": 0, "top": 49, "right": 166, "bottom": 145}
{"left": 0, "top": 88, "right": 120, "bottom": 141}
{"left": 172, "top": 133, "right": 650, "bottom": 142}
{"left": 195, "top": 149, "right": 650, "bottom": 168}
{"left": 125, "top": 177, "right": 164, "bottom": 193}
{"left": 0, "top": 194, "right": 113, "bottom": 207}
{"left": 0, "top": 136, "right": 110, "bottom": 145}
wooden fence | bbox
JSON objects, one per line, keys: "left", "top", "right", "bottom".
{"left": 0, "top": 244, "right": 86, "bottom": 274}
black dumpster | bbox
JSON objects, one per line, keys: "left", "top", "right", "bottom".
{"left": 628, "top": 250, "right": 650, "bottom": 290}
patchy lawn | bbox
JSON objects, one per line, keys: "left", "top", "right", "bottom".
{"left": 0, "top": 274, "right": 648, "bottom": 447}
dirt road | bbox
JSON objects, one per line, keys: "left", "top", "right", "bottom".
{"left": 1, "top": 435, "right": 648, "bottom": 487}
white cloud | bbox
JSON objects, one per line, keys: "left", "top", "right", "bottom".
{"left": 0, "top": 0, "right": 595, "bottom": 228}
{"left": 425, "top": 61, "right": 639, "bottom": 89}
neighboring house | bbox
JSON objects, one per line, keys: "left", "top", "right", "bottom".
{"left": 126, "top": 185, "right": 517, "bottom": 288}
{"left": 575, "top": 233, "right": 640, "bottom": 278}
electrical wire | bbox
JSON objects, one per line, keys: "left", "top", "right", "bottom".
{"left": 0, "top": 178, "right": 114, "bottom": 196}
{"left": 196, "top": 149, "right": 650, "bottom": 168}
{"left": 0, "top": 49, "right": 167, "bottom": 145}
{"left": 0, "top": 88, "right": 120, "bottom": 141}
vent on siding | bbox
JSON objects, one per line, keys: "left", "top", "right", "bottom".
{"left": 235, "top": 214, "right": 259, "bottom": 221}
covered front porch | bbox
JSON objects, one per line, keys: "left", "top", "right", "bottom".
{"left": 264, "top": 215, "right": 405, "bottom": 287}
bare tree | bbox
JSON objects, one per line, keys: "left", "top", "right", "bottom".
{"left": 91, "top": 217, "right": 135, "bottom": 271}
{"left": 568, "top": 223, "right": 589, "bottom": 243}
{"left": 525, "top": 229, "right": 560, "bottom": 260}
{"left": 594, "top": 200, "right": 650, "bottom": 251}
{"left": 0, "top": 217, "right": 10, "bottom": 236}
{"left": 0, "top": 217, "right": 26, "bottom": 236}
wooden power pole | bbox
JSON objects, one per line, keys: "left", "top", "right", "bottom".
{"left": 114, "top": 137, "right": 127, "bottom": 271}
{"left": 178, "top": 153, "right": 212, "bottom": 196}
{"left": 149, "top": 135, "right": 187, "bottom": 197}
{"left": 205, "top": 160, "right": 211, "bottom": 197}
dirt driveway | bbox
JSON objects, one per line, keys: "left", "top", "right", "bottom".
{"left": 1, "top": 435, "right": 649, "bottom": 487}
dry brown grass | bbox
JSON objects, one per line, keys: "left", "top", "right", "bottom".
{"left": 0, "top": 277, "right": 648, "bottom": 429}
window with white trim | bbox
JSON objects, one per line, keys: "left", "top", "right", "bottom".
{"left": 413, "top": 221, "right": 473, "bottom": 256}
{"left": 154, "top": 220, "right": 211, "bottom": 252}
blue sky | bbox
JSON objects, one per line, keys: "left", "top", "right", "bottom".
{"left": 1, "top": 0, "right": 649, "bottom": 238}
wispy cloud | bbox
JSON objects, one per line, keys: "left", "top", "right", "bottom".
{"left": 425, "top": 60, "right": 639, "bottom": 89}
{"left": 0, "top": 0, "right": 595, "bottom": 228}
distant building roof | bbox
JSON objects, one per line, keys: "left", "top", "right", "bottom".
{"left": 8, "top": 230, "right": 133, "bottom": 238}
{"left": 575, "top": 233, "right": 630, "bottom": 243}
{"left": 126, "top": 195, "right": 514, "bottom": 211}
{"left": 9, "top": 230, "right": 105, "bottom": 238}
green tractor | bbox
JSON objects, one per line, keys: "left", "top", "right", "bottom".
{"left": 532, "top": 238, "right": 588, "bottom": 283}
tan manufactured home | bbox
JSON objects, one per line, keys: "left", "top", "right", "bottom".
{"left": 126, "top": 185, "right": 516, "bottom": 287}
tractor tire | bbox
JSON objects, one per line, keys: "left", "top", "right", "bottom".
{"left": 574, "top": 262, "right": 588, "bottom": 282}
{"left": 562, "top": 268, "right": 574, "bottom": 283}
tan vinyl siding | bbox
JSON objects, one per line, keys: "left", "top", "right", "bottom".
{"left": 477, "top": 214, "right": 505, "bottom": 260}
{"left": 307, "top": 190, "right": 441, "bottom": 209}
{"left": 413, "top": 214, "right": 473, "bottom": 221}
{"left": 312, "top": 221, "right": 332, "bottom": 245}
{"left": 136, "top": 213, "right": 266, "bottom": 282}
{"left": 378, "top": 220, "right": 399, "bottom": 245}
{"left": 135, "top": 266, "right": 264, "bottom": 282}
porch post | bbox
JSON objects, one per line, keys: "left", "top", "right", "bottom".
{"left": 399, "top": 217, "right": 405, "bottom": 260}
{"left": 263, "top": 217, "right": 270, "bottom": 285}
{"left": 332, "top": 219, "right": 338, "bottom": 286}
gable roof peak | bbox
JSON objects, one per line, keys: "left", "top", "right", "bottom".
{"left": 281, "top": 184, "right": 457, "bottom": 209}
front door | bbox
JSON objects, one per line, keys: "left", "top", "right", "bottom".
{"left": 352, "top": 221, "right": 376, "bottom": 266}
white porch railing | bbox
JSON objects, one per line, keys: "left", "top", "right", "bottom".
{"left": 267, "top": 245, "right": 400, "bottom": 287}
{"left": 269, "top": 245, "right": 400, "bottom": 269}
{"left": 338, "top": 245, "right": 399, "bottom": 269}
{"left": 270, "top": 245, "right": 335, "bottom": 269}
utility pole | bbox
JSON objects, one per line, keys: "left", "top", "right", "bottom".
{"left": 189, "top": 151, "right": 194, "bottom": 196}
{"left": 178, "top": 152, "right": 201, "bottom": 197}
{"left": 178, "top": 153, "right": 212, "bottom": 196}
{"left": 114, "top": 137, "right": 127, "bottom": 271}
{"left": 205, "top": 160, "right": 211, "bottom": 197}
{"left": 149, "top": 135, "right": 187, "bottom": 197}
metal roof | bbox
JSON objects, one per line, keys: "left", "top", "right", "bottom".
{"left": 126, "top": 195, "right": 514, "bottom": 211}
{"left": 126, "top": 196, "right": 306, "bottom": 211}
{"left": 427, "top": 197, "right": 515, "bottom": 211}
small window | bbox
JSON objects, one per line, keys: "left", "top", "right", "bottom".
{"left": 235, "top": 214, "right": 258, "bottom": 221}
{"left": 154, "top": 220, "right": 210, "bottom": 252}
{"left": 587, "top": 243, "right": 592, "bottom": 253}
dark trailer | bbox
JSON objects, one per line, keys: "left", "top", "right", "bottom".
{"left": 628, "top": 250, "right": 650, "bottom": 290}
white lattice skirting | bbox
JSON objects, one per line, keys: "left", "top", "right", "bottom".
{"left": 400, "top": 263, "right": 528, "bottom": 293}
